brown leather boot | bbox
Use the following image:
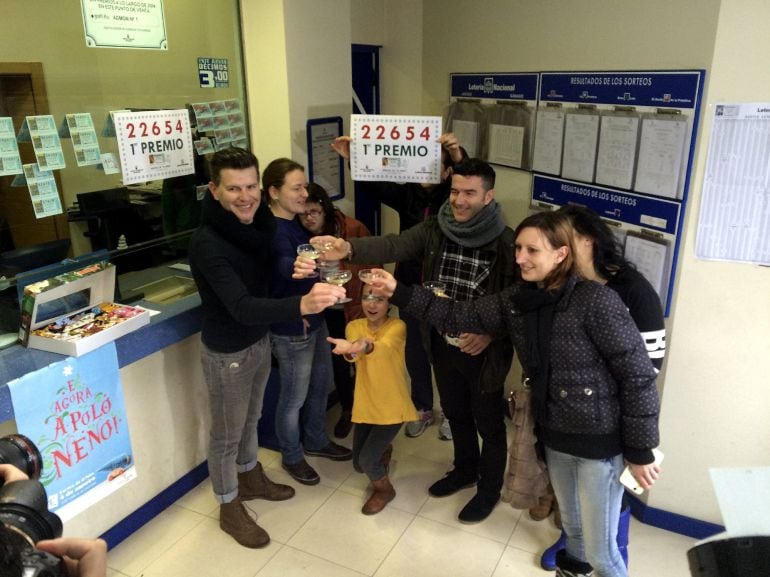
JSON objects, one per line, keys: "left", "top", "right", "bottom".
{"left": 362, "top": 475, "right": 396, "bottom": 515}
{"left": 239, "top": 462, "right": 295, "bottom": 501}
{"left": 529, "top": 489, "right": 555, "bottom": 521}
{"left": 219, "top": 497, "right": 270, "bottom": 548}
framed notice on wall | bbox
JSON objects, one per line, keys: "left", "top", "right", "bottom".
{"left": 306, "top": 116, "right": 344, "bottom": 199}
{"left": 80, "top": 0, "right": 168, "bottom": 50}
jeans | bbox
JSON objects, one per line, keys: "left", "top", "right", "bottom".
{"left": 430, "top": 331, "right": 507, "bottom": 497}
{"left": 270, "top": 322, "right": 333, "bottom": 464}
{"left": 545, "top": 447, "right": 627, "bottom": 577}
{"left": 201, "top": 336, "right": 271, "bottom": 503}
{"left": 352, "top": 423, "right": 402, "bottom": 480}
{"left": 401, "top": 309, "right": 433, "bottom": 412}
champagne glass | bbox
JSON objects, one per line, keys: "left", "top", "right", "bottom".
{"left": 314, "top": 240, "right": 336, "bottom": 272}
{"left": 317, "top": 240, "right": 335, "bottom": 253}
{"left": 357, "top": 268, "right": 382, "bottom": 285}
{"left": 424, "top": 281, "right": 458, "bottom": 344}
{"left": 296, "top": 243, "right": 321, "bottom": 278}
{"left": 322, "top": 269, "right": 352, "bottom": 303}
{"left": 423, "top": 280, "right": 448, "bottom": 298}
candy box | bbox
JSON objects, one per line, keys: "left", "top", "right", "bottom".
{"left": 18, "top": 261, "right": 149, "bottom": 356}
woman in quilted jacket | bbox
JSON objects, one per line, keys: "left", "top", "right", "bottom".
{"left": 368, "top": 210, "right": 661, "bottom": 577}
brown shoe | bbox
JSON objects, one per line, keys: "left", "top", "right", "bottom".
{"left": 529, "top": 490, "right": 554, "bottom": 521}
{"left": 219, "top": 497, "right": 270, "bottom": 548}
{"left": 362, "top": 475, "right": 396, "bottom": 515}
{"left": 239, "top": 462, "right": 295, "bottom": 501}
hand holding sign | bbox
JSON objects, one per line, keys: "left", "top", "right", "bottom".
{"left": 350, "top": 115, "right": 442, "bottom": 183}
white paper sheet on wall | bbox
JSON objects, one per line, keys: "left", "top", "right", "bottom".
{"left": 487, "top": 123, "right": 524, "bottom": 167}
{"left": 561, "top": 111, "right": 600, "bottom": 183}
{"left": 451, "top": 119, "right": 479, "bottom": 158}
{"left": 634, "top": 116, "right": 687, "bottom": 199}
{"left": 532, "top": 108, "right": 565, "bottom": 175}
{"left": 595, "top": 113, "right": 640, "bottom": 190}
{"left": 696, "top": 103, "right": 770, "bottom": 265}
{"left": 623, "top": 231, "right": 671, "bottom": 306}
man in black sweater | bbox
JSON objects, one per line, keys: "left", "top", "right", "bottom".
{"left": 189, "top": 147, "right": 343, "bottom": 548}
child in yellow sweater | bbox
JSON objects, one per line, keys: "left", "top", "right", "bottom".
{"left": 327, "top": 284, "right": 417, "bottom": 514}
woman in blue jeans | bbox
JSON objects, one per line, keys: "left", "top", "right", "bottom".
{"left": 366, "top": 211, "right": 662, "bottom": 577}
{"left": 265, "top": 158, "right": 352, "bottom": 485}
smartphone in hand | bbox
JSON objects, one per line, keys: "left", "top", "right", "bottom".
{"left": 620, "top": 448, "right": 664, "bottom": 494}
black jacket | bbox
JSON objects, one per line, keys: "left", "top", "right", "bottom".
{"left": 391, "top": 276, "right": 660, "bottom": 464}
{"left": 189, "top": 194, "right": 301, "bottom": 353}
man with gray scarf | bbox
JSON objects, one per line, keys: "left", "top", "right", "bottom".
{"left": 305, "top": 158, "right": 516, "bottom": 523}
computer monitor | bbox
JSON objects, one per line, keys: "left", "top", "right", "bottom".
{"left": 76, "top": 188, "right": 130, "bottom": 215}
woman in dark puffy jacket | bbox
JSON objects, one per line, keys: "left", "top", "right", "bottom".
{"left": 369, "top": 210, "right": 661, "bottom": 577}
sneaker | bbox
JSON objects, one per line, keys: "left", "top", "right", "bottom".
{"left": 304, "top": 441, "right": 353, "bottom": 461}
{"left": 428, "top": 469, "right": 478, "bottom": 497}
{"left": 554, "top": 550, "right": 594, "bottom": 577}
{"left": 438, "top": 413, "right": 452, "bottom": 441}
{"left": 405, "top": 409, "right": 434, "bottom": 438}
{"left": 282, "top": 459, "right": 320, "bottom": 485}
{"left": 334, "top": 410, "right": 353, "bottom": 439}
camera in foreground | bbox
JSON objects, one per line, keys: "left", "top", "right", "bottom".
{"left": 0, "top": 434, "right": 65, "bottom": 577}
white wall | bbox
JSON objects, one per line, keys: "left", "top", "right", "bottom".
{"left": 241, "top": 0, "right": 293, "bottom": 167}
{"left": 351, "top": 0, "right": 385, "bottom": 45}
{"left": 242, "top": 0, "right": 353, "bottom": 211}
{"left": 653, "top": 0, "right": 770, "bottom": 522}
{"left": 349, "top": 0, "right": 770, "bottom": 526}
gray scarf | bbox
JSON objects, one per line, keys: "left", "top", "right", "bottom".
{"left": 437, "top": 199, "right": 507, "bottom": 248}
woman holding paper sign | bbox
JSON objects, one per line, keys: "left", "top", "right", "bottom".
{"left": 365, "top": 210, "right": 661, "bottom": 577}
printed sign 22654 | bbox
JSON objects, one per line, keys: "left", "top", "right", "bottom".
{"left": 350, "top": 115, "right": 442, "bottom": 184}
{"left": 113, "top": 109, "right": 194, "bottom": 186}
{"left": 359, "top": 123, "right": 433, "bottom": 141}
{"left": 124, "top": 119, "right": 186, "bottom": 155}
{"left": 125, "top": 119, "right": 185, "bottom": 139}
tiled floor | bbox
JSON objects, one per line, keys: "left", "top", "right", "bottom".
{"left": 107, "top": 411, "right": 696, "bottom": 577}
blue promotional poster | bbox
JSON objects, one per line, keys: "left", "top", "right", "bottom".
{"left": 8, "top": 342, "right": 136, "bottom": 521}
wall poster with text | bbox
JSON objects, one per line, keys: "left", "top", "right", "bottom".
{"left": 8, "top": 343, "right": 136, "bottom": 522}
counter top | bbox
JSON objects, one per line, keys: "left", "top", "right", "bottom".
{"left": 0, "top": 264, "right": 202, "bottom": 422}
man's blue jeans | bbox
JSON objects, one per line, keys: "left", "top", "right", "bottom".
{"left": 201, "top": 336, "right": 271, "bottom": 503}
{"left": 270, "top": 323, "right": 333, "bottom": 465}
{"left": 545, "top": 447, "right": 627, "bottom": 577}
